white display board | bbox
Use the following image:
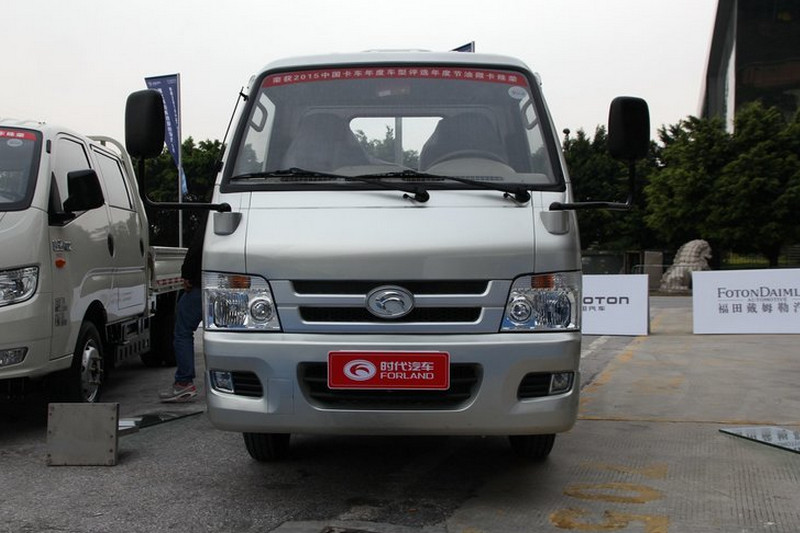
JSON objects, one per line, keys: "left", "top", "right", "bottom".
{"left": 693, "top": 269, "right": 800, "bottom": 334}
{"left": 582, "top": 275, "right": 649, "bottom": 336}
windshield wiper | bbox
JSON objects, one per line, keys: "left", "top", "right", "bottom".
{"left": 230, "top": 168, "right": 429, "bottom": 203}
{"left": 366, "top": 169, "right": 531, "bottom": 203}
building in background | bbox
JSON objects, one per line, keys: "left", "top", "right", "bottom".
{"left": 702, "top": 0, "right": 800, "bottom": 129}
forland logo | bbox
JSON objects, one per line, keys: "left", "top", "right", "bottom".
{"left": 342, "top": 360, "right": 377, "bottom": 381}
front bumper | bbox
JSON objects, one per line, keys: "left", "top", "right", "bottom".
{"left": 203, "top": 331, "right": 581, "bottom": 436}
{"left": 0, "top": 293, "right": 68, "bottom": 381}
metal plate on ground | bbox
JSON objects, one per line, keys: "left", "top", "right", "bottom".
{"left": 47, "top": 403, "right": 119, "bottom": 466}
{"left": 720, "top": 426, "right": 800, "bottom": 454}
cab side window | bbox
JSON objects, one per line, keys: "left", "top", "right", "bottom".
{"left": 52, "top": 138, "right": 93, "bottom": 209}
{"left": 94, "top": 150, "right": 133, "bottom": 210}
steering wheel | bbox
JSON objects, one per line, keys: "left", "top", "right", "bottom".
{"left": 427, "top": 149, "right": 507, "bottom": 167}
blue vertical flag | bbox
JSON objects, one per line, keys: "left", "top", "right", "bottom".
{"left": 144, "top": 73, "right": 187, "bottom": 197}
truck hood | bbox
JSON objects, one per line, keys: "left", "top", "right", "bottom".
{"left": 233, "top": 190, "right": 536, "bottom": 280}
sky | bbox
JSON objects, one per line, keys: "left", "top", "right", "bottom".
{"left": 4, "top": 0, "right": 719, "bottom": 144}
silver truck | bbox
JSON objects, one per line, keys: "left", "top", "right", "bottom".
{"left": 0, "top": 119, "right": 185, "bottom": 402}
{"left": 125, "top": 50, "right": 649, "bottom": 460}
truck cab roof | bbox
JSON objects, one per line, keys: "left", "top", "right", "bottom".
{"left": 1, "top": 118, "right": 97, "bottom": 145}
{"left": 254, "top": 50, "right": 534, "bottom": 79}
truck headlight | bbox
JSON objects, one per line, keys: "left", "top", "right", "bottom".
{"left": 0, "top": 266, "right": 39, "bottom": 307}
{"left": 203, "top": 273, "right": 281, "bottom": 331}
{"left": 501, "top": 272, "right": 581, "bottom": 331}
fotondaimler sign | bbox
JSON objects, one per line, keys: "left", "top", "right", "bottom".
{"left": 716, "top": 287, "right": 800, "bottom": 299}
{"left": 693, "top": 269, "right": 800, "bottom": 334}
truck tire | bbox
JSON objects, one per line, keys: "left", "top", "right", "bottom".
{"left": 50, "top": 322, "right": 105, "bottom": 403}
{"left": 508, "top": 434, "right": 555, "bottom": 461}
{"left": 141, "top": 294, "right": 177, "bottom": 367}
{"left": 243, "top": 433, "right": 291, "bottom": 462}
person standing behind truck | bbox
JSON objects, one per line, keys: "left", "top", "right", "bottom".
{"left": 159, "top": 212, "right": 207, "bottom": 403}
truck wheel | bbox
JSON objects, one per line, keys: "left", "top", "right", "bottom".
{"left": 141, "top": 295, "right": 177, "bottom": 367}
{"left": 243, "top": 433, "right": 291, "bottom": 462}
{"left": 50, "top": 322, "right": 105, "bottom": 402}
{"left": 508, "top": 434, "right": 555, "bottom": 461}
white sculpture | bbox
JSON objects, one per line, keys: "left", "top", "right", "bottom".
{"left": 660, "top": 239, "right": 712, "bottom": 291}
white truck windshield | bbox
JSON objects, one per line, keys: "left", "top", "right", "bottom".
{"left": 228, "top": 65, "right": 560, "bottom": 191}
{"left": 0, "top": 128, "right": 40, "bottom": 211}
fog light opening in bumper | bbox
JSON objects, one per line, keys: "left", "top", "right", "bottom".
{"left": 0, "top": 347, "right": 27, "bottom": 368}
{"left": 210, "top": 370, "right": 234, "bottom": 393}
{"left": 550, "top": 372, "right": 574, "bottom": 395}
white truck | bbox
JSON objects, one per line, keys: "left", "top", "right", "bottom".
{"left": 0, "top": 119, "right": 185, "bottom": 402}
{"left": 126, "top": 50, "right": 649, "bottom": 460}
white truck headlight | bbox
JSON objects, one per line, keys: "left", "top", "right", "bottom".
{"left": 203, "top": 273, "right": 281, "bottom": 331}
{"left": 0, "top": 266, "right": 39, "bottom": 307}
{"left": 501, "top": 272, "right": 581, "bottom": 331}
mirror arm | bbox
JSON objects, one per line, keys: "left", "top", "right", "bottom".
{"left": 550, "top": 160, "right": 636, "bottom": 212}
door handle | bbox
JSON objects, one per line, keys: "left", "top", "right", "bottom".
{"left": 107, "top": 234, "right": 115, "bottom": 256}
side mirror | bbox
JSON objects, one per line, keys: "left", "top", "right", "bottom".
{"left": 550, "top": 96, "right": 650, "bottom": 212}
{"left": 125, "top": 89, "right": 166, "bottom": 159}
{"left": 608, "top": 96, "right": 650, "bottom": 161}
{"left": 124, "top": 88, "right": 232, "bottom": 214}
{"left": 63, "top": 169, "right": 104, "bottom": 213}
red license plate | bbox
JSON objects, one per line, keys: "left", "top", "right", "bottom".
{"left": 328, "top": 351, "right": 450, "bottom": 390}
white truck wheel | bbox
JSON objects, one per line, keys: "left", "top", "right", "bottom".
{"left": 50, "top": 322, "right": 105, "bottom": 403}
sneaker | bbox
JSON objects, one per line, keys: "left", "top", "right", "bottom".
{"left": 159, "top": 382, "right": 197, "bottom": 403}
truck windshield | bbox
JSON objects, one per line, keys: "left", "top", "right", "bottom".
{"left": 227, "top": 65, "right": 562, "bottom": 192}
{"left": 0, "top": 128, "right": 40, "bottom": 211}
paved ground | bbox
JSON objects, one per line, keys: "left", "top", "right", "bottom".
{"left": 448, "top": 301, "right": 800, "bottom": 533}
{"left": 1, "top": 297, "right": 799, "bottom": 532}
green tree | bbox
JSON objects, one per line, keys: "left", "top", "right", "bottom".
{"left": 141, "top": 137, "right": 223, "bottom": 246}
{"left": 643, "top": 116, "right": 732, "bottom": 254}
{"left": 644, "top": 103, "right": 800, "bottom": 267}
{"left": 708, "top": 103, "right": 800, "bottom": 266}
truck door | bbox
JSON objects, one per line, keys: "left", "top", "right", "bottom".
{"left": 48, "top": 135, "right": 114, "bottom": 360}
{"left": 91, "top": 147, "right": 146, "bottom": 320}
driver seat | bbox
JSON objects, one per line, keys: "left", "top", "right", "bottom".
{"left": 418, "top": 112, "right": 508, "bottom": 170}
{"left": 282, "top": 113, "right": 370, "bottom": 171}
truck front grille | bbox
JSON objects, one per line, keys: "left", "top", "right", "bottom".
{"left": 298, "top": 307, "right": 481, "bottom": 323}
{"left": 271, "top": 279, "right": 512, "bottom": 334}
{"left": 298, "top": 362, "right": 481, "bottom": 410}
{"left": 292, "top": 280, "right": 489, "bottom": 295}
